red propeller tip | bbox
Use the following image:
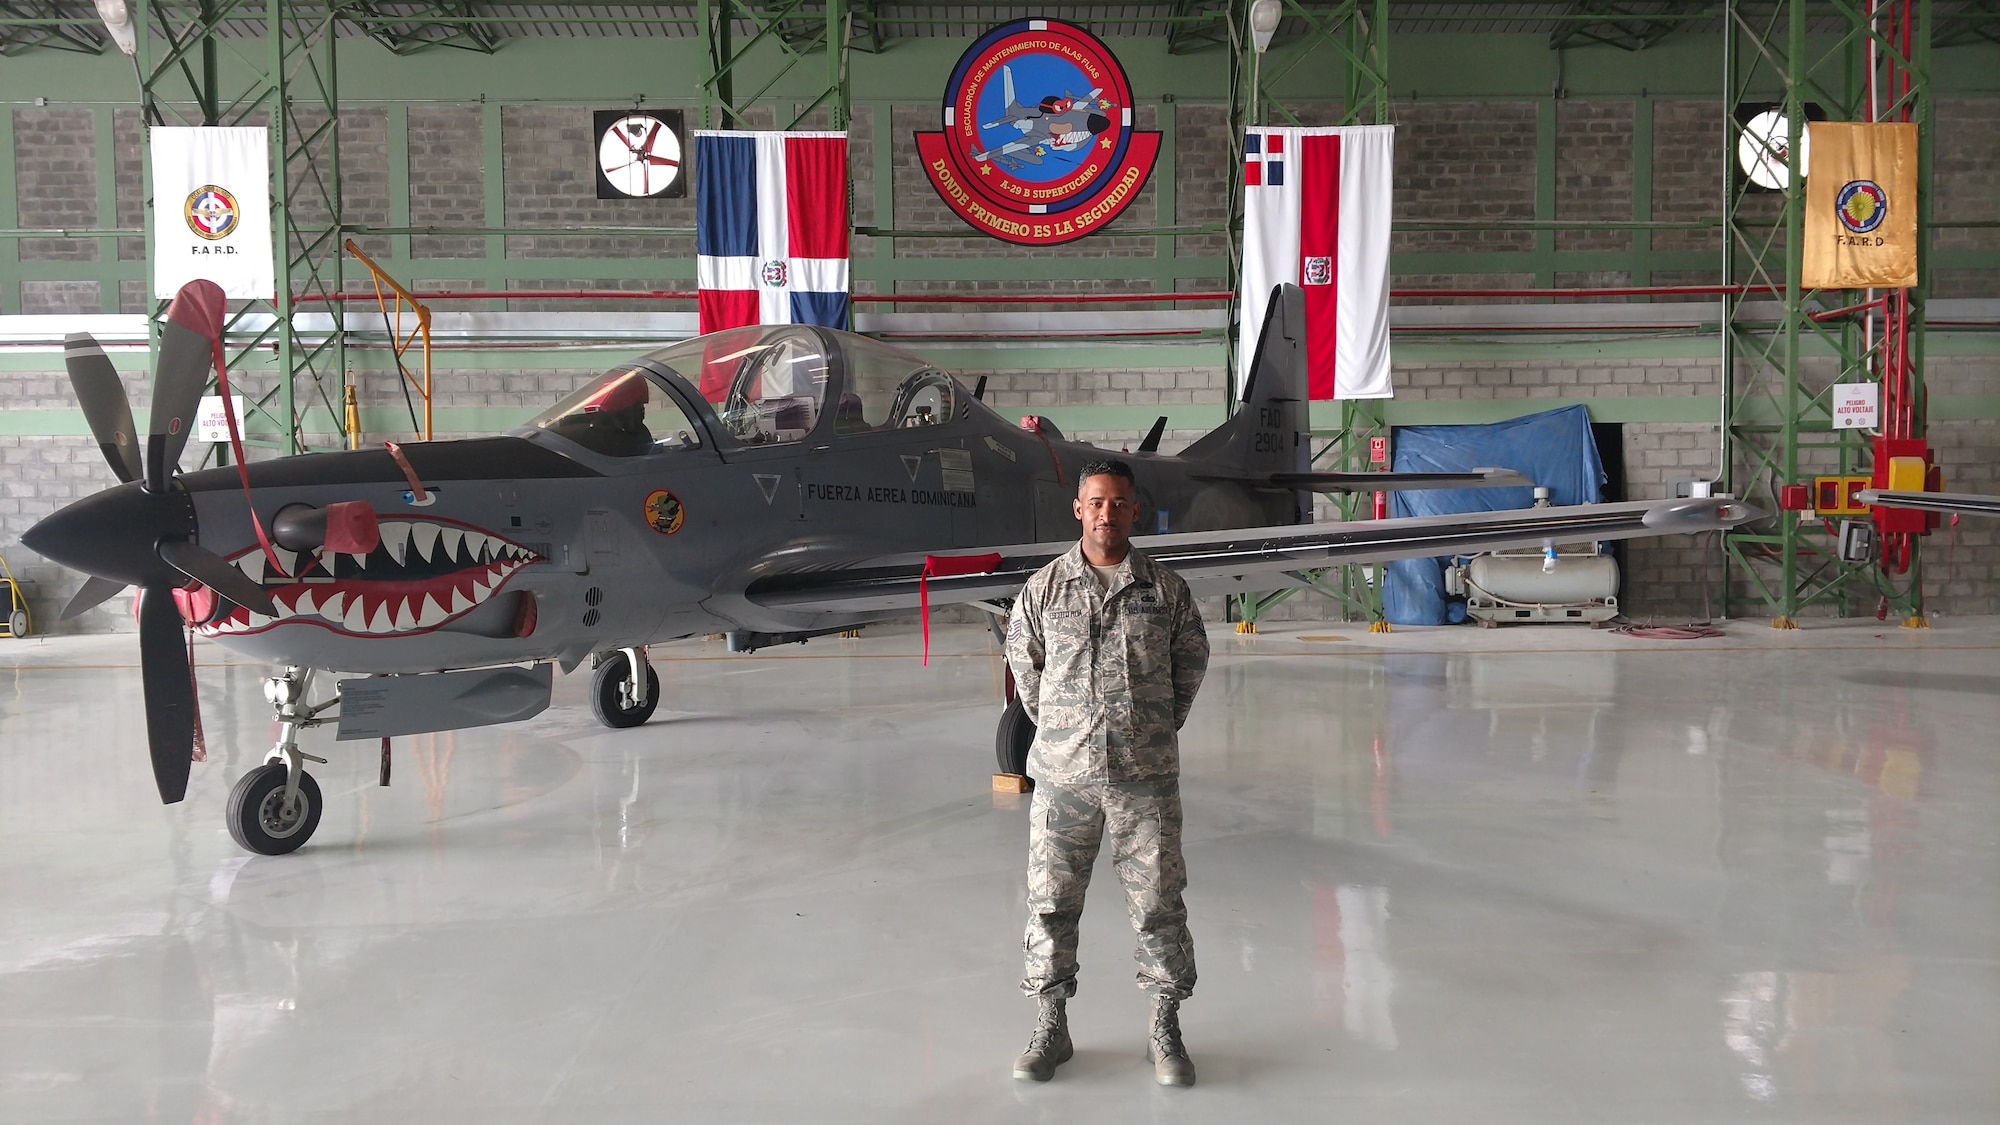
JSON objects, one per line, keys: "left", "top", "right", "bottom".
{"left": 164, "top": 279, "right": 227, "bottom": 340}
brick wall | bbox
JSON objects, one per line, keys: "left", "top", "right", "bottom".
{"left": 408, "top": 106, "right": 486, "bottom": 260}
{"left": 12, "top": 109, "right": 97, "bottom": 266}
{"left": 500, "top": 105, "right": 696, "bottom": 266}
{"left": 0, "top": 432, "right": 139, "bottom": 634}
{"left": 4, "top": 82, "right": 1997, "bottom": 633}
{"left": 1933, "top": 99, "right": 2000, "bottom": 300}
{"left": 1393, "top": 101, "right": 1538, "bottom": 253}
{"left": 977, "top": 367, "right": 1226, "bottom": 411}
{"left": 1556, "top": 101, "right": 1632, "bottom": 253}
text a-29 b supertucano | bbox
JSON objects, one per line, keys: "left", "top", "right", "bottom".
{"left": 22, "top": 283, "right": 1756, "bottom": 855}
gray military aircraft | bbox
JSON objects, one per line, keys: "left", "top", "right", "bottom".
{"left": 972, "top": 65, "right": 1112, "bottom": 168}
{"left": 23, "top": 282, "right": 1754, "bottom": 855}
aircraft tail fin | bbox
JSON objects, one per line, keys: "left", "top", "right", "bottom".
{"left": 1179, "top": 283, "right": 1310, "bottom": 489}
{"left": 1136, "top": 415, "right": 1168, "bottom": 453}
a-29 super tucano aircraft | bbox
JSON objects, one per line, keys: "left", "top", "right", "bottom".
{"left": 24, "top": 282, "right": 1755, "bottom": 855}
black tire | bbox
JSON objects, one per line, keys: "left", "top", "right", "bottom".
{"left": 996, "top": 697, "right": 1035, "bottom": 778}
{"left": 7, "top": 610, "right": 26, "bottom": 637}
{"left": 226, "top": 763, "right": 323, "bottom": 855}
{"left": 592, "top": 652, "right": 661, "bottom": 729}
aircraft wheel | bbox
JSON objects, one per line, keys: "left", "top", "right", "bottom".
{"left": 995, "top": 697, "right": 1035, "bottom": 778}
{"left": 592, "top": 652, "right": 660, "bottom": 729}
{"left": 226, "top": 763, "right": 323, "bottom": 855}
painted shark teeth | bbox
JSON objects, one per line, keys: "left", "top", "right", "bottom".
{"left": 380, "top": 521, "right": 410, "bottom": 566}
{"left": 200, "top": 524, "right": 543, "bottom": 639}
{"left": 410, "top": 521, "right": 440, "bottom": 563}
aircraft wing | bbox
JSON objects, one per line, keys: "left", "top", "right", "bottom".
{"left": 743, "top": 496, "right": 1755, "bottom": 615}
{"left": 1857, "top": 489, "right": 2000, "bottom": 518}
{"left": 1261, "top": 468, "right": 1532, "bottom": 492}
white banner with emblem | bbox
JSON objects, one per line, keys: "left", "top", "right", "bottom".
{"left": 149, "top": 126, "right": 274, "bottom": 300}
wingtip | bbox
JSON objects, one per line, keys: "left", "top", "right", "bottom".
{"left": 1641, "top": 496, "right": 1762, "bottom": 531}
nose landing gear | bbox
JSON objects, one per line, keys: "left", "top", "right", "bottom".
{"left": 591, "top": 647, "right": 659, "bottom": 728}
{"left": 227, "top": 666, "right": 335, "bottom": 855}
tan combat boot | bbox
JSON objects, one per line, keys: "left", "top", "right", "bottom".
{"left": 1012, "top": 997, "right": 1073, "bottom": 1082}
{"left": 1147, "top": 998, "right": 1195, "bottom": 1087}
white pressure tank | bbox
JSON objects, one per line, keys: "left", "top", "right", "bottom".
{"left": 1465, "top": 555, "right": 1619, "bottom": 604}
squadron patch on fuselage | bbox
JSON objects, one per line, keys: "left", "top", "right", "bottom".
{"left": 644, "top": 489, "right": 686, "bottom": 535}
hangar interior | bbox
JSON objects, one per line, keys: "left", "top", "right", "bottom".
{"left": 1, "top": 2, "right": 1997, "bottom": 1121}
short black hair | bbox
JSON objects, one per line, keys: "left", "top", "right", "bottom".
{"left": 1077, "top": 458, "right": 1136, "bottom": 494}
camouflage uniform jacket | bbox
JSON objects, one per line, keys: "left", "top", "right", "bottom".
{"left": 1005, "top": 543, "right": 1210, "bottom": 785}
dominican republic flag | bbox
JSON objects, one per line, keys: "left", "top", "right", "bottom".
{"left": 1238, "top": 125, "right": 1394, "bottom": 400}
{"left": 695, "top": 130, "right": 849, "bottom": 335}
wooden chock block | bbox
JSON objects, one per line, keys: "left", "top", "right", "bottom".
{"left": 992, "top": 773, "right": 1032, "bottom": 795}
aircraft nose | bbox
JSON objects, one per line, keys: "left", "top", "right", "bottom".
{"left": 21, "top": 480, "right": 194, "bottom": 589}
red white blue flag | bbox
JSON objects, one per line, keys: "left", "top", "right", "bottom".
{"left": 1238, "top": 125, "right": 1394, "bottom": 401}
{"left": 695, "top": 131, "right": 849, "bottom": 334}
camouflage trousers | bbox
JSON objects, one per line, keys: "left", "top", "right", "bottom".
{"left": 1020, "top": 778, "right": 1196, "bottom": 1002}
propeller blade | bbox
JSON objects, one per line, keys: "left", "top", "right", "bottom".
{"left": 64, "top": 333, "right": 141, "bottom": 484}
{"left": 147, "top": 281, "right": 227, "bottom": 491}
{"left": 59, "top": 575, "right": 128, "bottom": 621}
{"left": 157, "top": 537, "right": 276, "bottom": 617}
{"left": 138, "top": 586, "right": 197, "bottom": 804}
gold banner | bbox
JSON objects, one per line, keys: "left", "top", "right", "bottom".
{"left": 1802, "top": 122, "right": 1918, "bottom": 290}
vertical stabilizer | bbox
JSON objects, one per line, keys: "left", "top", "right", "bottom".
{"left": 1180, "top": 284, "right": 1310, "bottom": 495}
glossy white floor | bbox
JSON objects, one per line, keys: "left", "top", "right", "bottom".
{"left": 2, "top": 618, "right": 1996, "bottom": 1123}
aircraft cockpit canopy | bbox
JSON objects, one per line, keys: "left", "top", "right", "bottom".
{"left": 843, "top": 335, "right": 956, "bottom": 432}
{"left": 528, "top": 365, "right": 705, "bottom": 458}
{"left": 530, "top": 326, "right": 969, "bottom": 457}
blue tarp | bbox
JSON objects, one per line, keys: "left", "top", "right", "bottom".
{"left": 1381, "top": 405, "right": 1606, "bottom": 626}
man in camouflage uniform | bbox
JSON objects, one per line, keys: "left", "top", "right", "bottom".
{"left": 1003, "top": 458, "right": 1210, "bottom": 1087}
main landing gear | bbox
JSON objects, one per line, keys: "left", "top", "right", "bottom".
{"left": 227, "top": 666, "right": 333, "bottom": 855}
{"left": 591, "top": 647, "right": 659, "bottom": 728}
{"left": 996, "top": 697, "right": 1035, "bottom": 778}
{"left": 983, "top": 605, "right": 1036, "bottom": 781}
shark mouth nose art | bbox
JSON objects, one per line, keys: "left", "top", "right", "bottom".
{"left": 197, "top": 519, "right": 543, "bottom": 637}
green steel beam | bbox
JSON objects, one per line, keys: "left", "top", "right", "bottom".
{"left": 344, "top": 1, "right": 498, "bottom": 56}
{"left": 481, "top": 100, "right": 503, "bottom": 310}
{"left": 1167, "top": 0, "right": 1232, "bottom": 56}
{"left": 385, "top": 101, "right": 410, "bottom": 262}
{"left": 1934, "top": 0, "right": 2000, "bottom": 46}
{"left": 92, "top": 104, "right": 117, "bottom": 311}
{"left": 1631, "top": 96, "right": 1653, "bottom": 286}
{"left": 0, "top": 107, "right": 15, "bottom": 314}
{"left": 1549, "top": 1, "right": 1714, "bottom": 53}
{"left": 0, "top": 0, "right": 104, "bottom": 55}
{"left": 1719, "top": 0, "right": 1938, "bottom": 623}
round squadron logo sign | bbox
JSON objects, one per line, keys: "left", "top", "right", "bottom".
{"left": 914, "top": 19, "right": 1160, "bottom": 246}
{"left": 184, "top": 184, "right": 239, "bottom": 240}
{"left": 1836, "top": 179, "right": 1888, "bottom": 234}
